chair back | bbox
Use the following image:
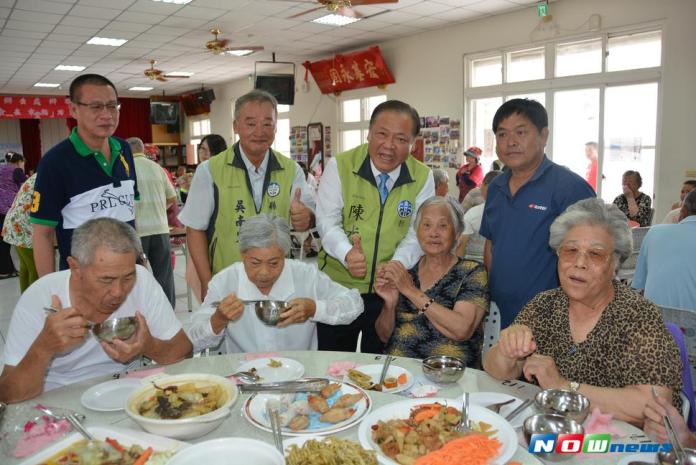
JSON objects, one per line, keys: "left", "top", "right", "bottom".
{"left": 482, "top": 301, "right": 501, "bottom": 356}
{"left": 666, "top": 322, "right": 696, "bottom": 430}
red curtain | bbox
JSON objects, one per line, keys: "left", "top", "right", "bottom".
{"left": 19, "top": 119, "right": 41, "bottom": 172}
{"left": 114, "top": 97, "right": 152, "bottom": 142}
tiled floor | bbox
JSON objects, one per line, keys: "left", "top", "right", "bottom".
{"left": 0, "top": 248, "right": 200, "bottom": 366}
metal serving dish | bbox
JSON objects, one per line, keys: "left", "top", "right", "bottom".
{"left": 535, "top": 389, "right": 590, "bottom": 424}
{"left": 523, "top": 413, "right": 584, "bottom": 462}
{"left": 421, "top": 355, "right": 466, "bottom": 384}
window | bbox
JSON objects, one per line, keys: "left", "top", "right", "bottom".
{"left": 189, "top": 118, "right": 210, "bottom": 163}
{"left": 272, "top": 105, "right": 291, "bottom": 156}
{"left": 338, "top": 94, "right": 386, "bottom": 152}
{"left": 465, "top": 28, "right": 662, "bottom": 199}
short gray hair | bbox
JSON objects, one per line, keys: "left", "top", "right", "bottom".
{"left": 71, "top": 218, "right": 143, "bottom": 266}
{"left": 238, "top": 214, "right": 292, "bottom": 255}
{"left": 432, "top": 169, "right": 449, "bottom": 186}
{"left": 683, "top": 189, "right": 696, "bottom": 216}
{"left": 549, "top": 198, "right": 633, "bottom": 270}
{"left": 234, "top": 89, "right": 278, "bottom": 121}
{"left": 415, "top": 196, "right": 465, "bottom": 250}
{"left": 127, "top": 137, "right": 144, "bottom": 154}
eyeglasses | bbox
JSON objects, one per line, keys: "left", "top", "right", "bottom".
{"left": 557, "top": 245, "right": 612, "bottom": 267}
{"left": 74, "top": 101, "right": 121, "bottom": 113}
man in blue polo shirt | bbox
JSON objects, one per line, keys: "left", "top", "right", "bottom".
{"left": 31, "top": 74, "right": 138, "bottom": 276}
{"left": 480, "top": 99, "right": 595, "bottom": 329}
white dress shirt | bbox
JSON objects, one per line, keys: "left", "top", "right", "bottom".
{"left": 186, "top": 260, "right": 363, "bottom": 353}
{"left": 316, "top": 156, "right": 435, "bottom": 269}
{"left": 178, "top": 148, "right": 316, "bottom": 231}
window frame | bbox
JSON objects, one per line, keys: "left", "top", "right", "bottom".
{"left": 337, "top": 91, "right": 387, "bottom": 152}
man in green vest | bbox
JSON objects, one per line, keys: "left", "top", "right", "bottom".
{"left": 179, "top": 90, "right": 315, "bottom": 300}
{"left": 316, "top": 100, "right": 435, "bottom": 353}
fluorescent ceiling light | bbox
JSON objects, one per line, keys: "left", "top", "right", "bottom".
{"left": 129, "top": 86, "right": 154, "bottom": 91}
{"left": 151, "top": 0, "right": 192, "bottom": 4}
{"left": 225, "top": 50, "right": 255, "bottom": 57}
{"left": 87, "top": 37, "right": 128, "bottom": 47}
{"left": 312, "top": 14, "right": 361, "bottom": 26}
{"left": 166, "top": 71, "right": 194, "bottom": 77}
{"left": 34, "top": 82, "right": 60, "bottom": 88}
{"left": 55, "top": 65, "right": 85, "bottom": 71}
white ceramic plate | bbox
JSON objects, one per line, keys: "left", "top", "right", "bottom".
{"left": 167, "top": 438, "right": 284, "bottom": 465}
{"left": 80, "top": 378, "right": 143, "bottom": 412}
{"left": 357, "top": 397, "right": 517, "bottom": 465}
{"left": 237, "top": 357, "right": 305, "bottom": 383}
{"left": 243, "top": 381, "right": 371, "bottom": 437}
{"left": 468, "top": 392, "right": 535, "bottom": 428}
{"left": 343, "top": 364, "right": 415, "bottom": 394}
{"left": 17, "top": 425, "right": 187, "bottom": 465}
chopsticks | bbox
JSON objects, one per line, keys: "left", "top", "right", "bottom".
{"left": 652, "top": 386, "right": 686, "bottom": 463}
{"left": 378, "top": 355, "right": 396, "bottom": 386}
{"left": 504, "top": 398, "right": 534, "bottom": 422}
{"left": 266, "top": 401, "right": 284, "bottom": 455}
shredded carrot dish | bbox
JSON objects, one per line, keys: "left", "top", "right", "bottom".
{"left": 413, "top": 434, "right": 502, "bottom": 465}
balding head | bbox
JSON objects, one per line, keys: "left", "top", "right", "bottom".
{"left": 127, "top": 137, "right": 145, "bottom": 154}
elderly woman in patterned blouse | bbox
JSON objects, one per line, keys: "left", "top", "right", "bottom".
{"left": 374, "top": 196, "right": 489, "bottom": 366}
{"left": 483, "top": 198, "right": 682, "bottom": 426}
{"left": 613, "top": 170, "right": 652, "bottom": 227}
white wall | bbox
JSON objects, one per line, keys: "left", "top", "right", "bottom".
{"left": 190, "top": 0, "right": 696, "bottom": 219}
{"left": 39, "top": 119, "right": 69, "bottom": 155}
{"left": 0, "top": 120, "right": 21, "bottom": 145}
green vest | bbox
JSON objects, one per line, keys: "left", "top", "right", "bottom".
{"left": 208, "top": 143, "right": 296, "bottom": 273}
{"left": 319, "top": 144, "right": 431, "bottom": 293}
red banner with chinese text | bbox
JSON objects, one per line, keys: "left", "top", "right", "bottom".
{"left": 0, "top": 95, "right": 71, "bottom": 119}
{"left": 303, "top": 46, "right": 395, "bottom": 94}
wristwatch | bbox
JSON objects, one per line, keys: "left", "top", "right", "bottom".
{"left": 569, "top": 381, "right": 580, "bottom": 392}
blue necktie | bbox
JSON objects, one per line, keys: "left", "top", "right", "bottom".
{"left": 378, "top": 172, "right": 390, "bottom": 204}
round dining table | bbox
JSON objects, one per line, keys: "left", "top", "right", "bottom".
{"left": 4, "top": 350, "right": 650, "bottom": 465}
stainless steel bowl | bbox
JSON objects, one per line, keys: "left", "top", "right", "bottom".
{"left": 523, "top": 413, "right": 584, "bottom": 462}
{"left": 92, "top": 316, "right": 138, "bottom": 343}
{"left": 421, "top": 355, "right": 466, "bottom": 384}
{"left": 535, "top": 389, "right": 590, "bottom": 424}
{"left": 252, "top": 300, "right": 288, "bottom": 326}
{"left": 658, "top": 448, "right": 696, "bottom": 465}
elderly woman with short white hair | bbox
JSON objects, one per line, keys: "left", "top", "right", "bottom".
{"left": 483, "top": 198, "right": 682, "bottom": 426}
{"left": 186, "top": 214, "right": 363, "bottom": 353}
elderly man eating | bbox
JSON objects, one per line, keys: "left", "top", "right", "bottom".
{"left": 0, "top": 218, "right": 192, "bottom": 403}
{"left": 187, "top": 214, "right": 363, "bottom": 353}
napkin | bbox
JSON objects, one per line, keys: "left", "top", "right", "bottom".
{"left": 11, "top": 406, "right": 72, "bottom": 458}
{"left": 124, "top": 366, "right": 165, "bottom": 379}
{"left": 327, "top": 360, "right": 359, "bottom": 378}
{"left": 584, "top": 407, "right": 626, "bottom": 437}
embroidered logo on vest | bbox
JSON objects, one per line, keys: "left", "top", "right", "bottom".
{"left": 397, "top": 200, "right": 413, "bottom": 218}
{"left": 267, "top": 182, "right": 280, "bottom": 197}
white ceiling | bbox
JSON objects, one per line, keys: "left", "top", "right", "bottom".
{"left": 0, "top": 0, "right": 539, "bottom": 97}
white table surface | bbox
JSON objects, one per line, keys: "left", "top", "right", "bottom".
{"left": 3, "top": 350, "right": 651, "bottom": 465}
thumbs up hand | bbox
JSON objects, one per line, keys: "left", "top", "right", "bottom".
{"left": 290, "top": 187, "right": 312, "bottom": 232}
{"left": 345, "top": 234, "right": 367, "bottom": 278}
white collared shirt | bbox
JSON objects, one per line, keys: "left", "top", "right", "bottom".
{"left": 178, "top": 149, "right": 316, "bottom": 231}
{"left": 316, "top": 156, "right": 435, "bottom": 268}
{"left": 185, "top": 260, "right": 363, "bottom": 353}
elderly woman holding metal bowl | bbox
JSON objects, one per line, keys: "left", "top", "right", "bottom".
{"left": 483, "top": 198, "right": 682, "bottom": 425}
{"left": 374, "top": 196, "right": 489, "bottom": 366}
{"left": 186, "top": 214, "right": 363, "bottom": 353}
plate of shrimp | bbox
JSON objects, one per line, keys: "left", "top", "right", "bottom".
{"left": 242, "top": 381, "right": 372, "bottom": 436}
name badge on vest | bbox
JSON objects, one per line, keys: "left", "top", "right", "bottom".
{"left": 397, "top": 200, "right": 413, "bottom": 218}
{"left": 267, "top": 182, "right": 280, "bottom": 197}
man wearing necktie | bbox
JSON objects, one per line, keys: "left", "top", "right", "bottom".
{"left": 316, "top": 100, "right": 435, "bottom": 353}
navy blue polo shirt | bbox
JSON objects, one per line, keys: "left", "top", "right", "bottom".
{"left": 30, "top": 128, "right": 139, "bottom": 270}
{"left": 480, "top": 156, "right": 595, "bottom": 328}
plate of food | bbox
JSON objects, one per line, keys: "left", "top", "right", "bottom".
{"left": 80, "top": 378, "right": 143, "bottom": 412}
{"left": 284, "top": 435, "right": 378, "bottom": 465}
{"left": 17, "top": 425, "right": 186, "bottom": 465}
{"left": 344, "top": 365, "right": 414, "bottom": 394}
{"left": 236, "top": 357, "right": 305, "bottom": 383}
{"left": 357, "top": 397, "right": 517, "bottom": 465}
{"left": 243, "top": 381, "right": 372, "bottom": 437}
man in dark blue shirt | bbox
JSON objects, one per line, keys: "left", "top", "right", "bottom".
{"left": 480, "top": 99, "right": 595, "bottom": 328}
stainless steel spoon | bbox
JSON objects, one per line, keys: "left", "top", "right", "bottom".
{"left": 230, "top": 370, "right": 261, "bottom": 382}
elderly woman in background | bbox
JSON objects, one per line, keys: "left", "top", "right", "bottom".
{"left": 0, "top": 152, "right": 27, "bottom": 279}
{"left": 483, "top": 198, "right": 681, "bottom": 425}
{"left": 613, "top": 170, "right": 652, "bottom": 227}
{"left": 186, "top": 214, "right": 363, "bottom": 353}
{"left": 375, "top": 196, "right": 489, "bottom": 366}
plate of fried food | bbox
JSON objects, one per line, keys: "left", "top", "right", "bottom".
{"left": 284, "top": 436, "right": 378, "bottom": 465}
{"left": 236, "top": 357, "right": 305, "bottom": 383}
{"left": 243, "top": 381, "right": 372, "bottom": 436}
{"left": 357, "top": 398, "right": 517, "bottom": 465}
{"left": 345, "top": 365, "right": 414, "bottom": 394}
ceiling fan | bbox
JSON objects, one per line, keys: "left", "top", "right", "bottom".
{"left": 143, "top": 60, "right": 189, "bottom": 82}
{"left": 205, "top": 28, "right": 264, "bottom": 56}
{"left": 285, "top": 0, "right": 398, "bottom": 19}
